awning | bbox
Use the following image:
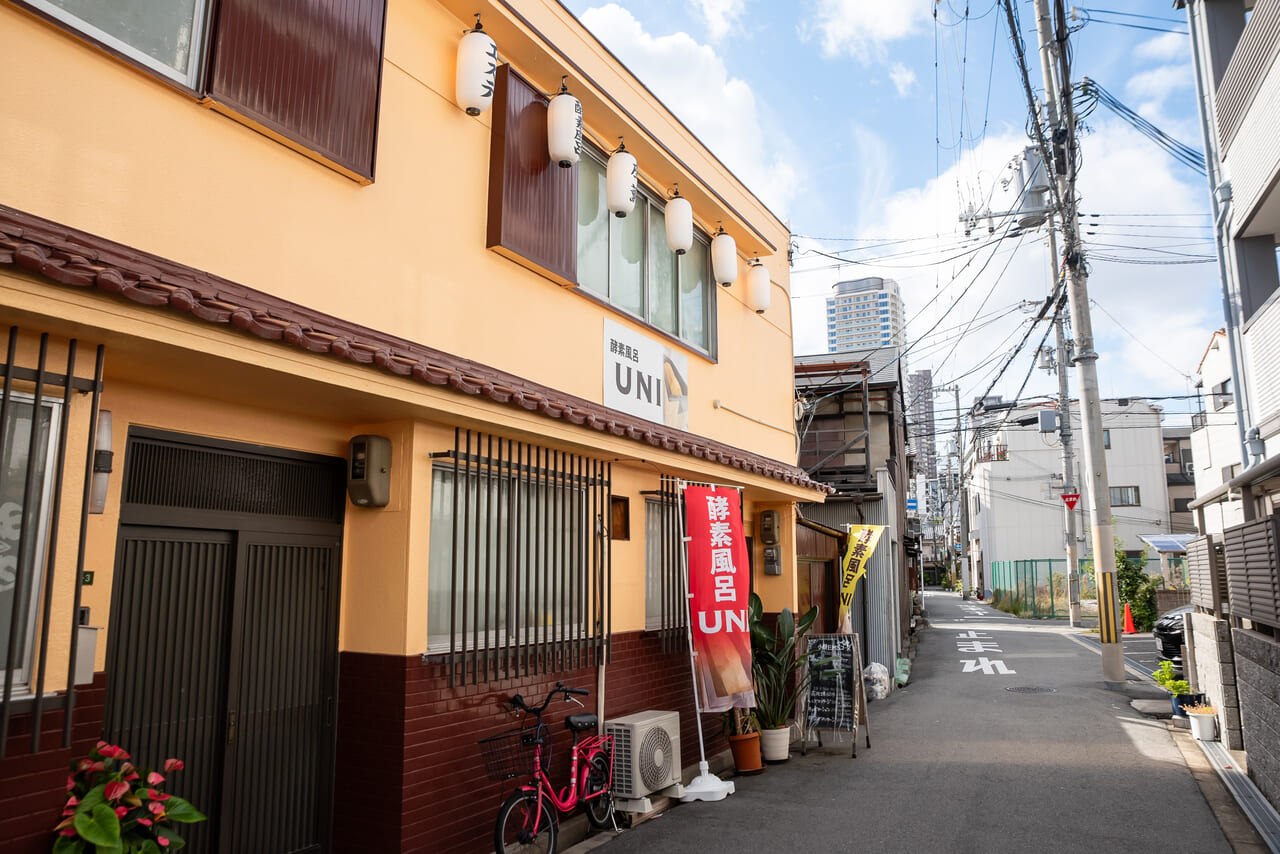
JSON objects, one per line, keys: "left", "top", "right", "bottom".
{"left": 1138, "top": 534, "right": 1194, "bottom": 554}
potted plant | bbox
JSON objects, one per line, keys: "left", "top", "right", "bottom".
{"left": 721, "top": 708, "right": 764, "bottom": 774}
{"left": 1183, "top": 701, "right": 1219, "bottom": 741}
{"left": 1153, "top": 661, "right": 1203, "bottom": 717}
{"left": 54, "top": 740, "right": 205, "bottom": 853}
{"left": 748, "top": 592, "right": 820, "bottom": 763}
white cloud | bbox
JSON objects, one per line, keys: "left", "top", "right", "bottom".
{"left": 790, "top": 121, "right": 1218, "bottom": 411}
{"left": 800, "top": 0, "right": 933, "bottom": 62}
{"left": 692, "top": 0, "right": 745, "bottom": 41}
{"left": 1134, "top": 32, "right": 1189, "bottom": 63}
{"left": 578, "top": 4, "right": 803, "bottom": 215}
{"left": 889, "top": 61, "right": 916, "bottom": 96}
{"left": 1125, "top": 64, "right": 1194, "bottom": 106}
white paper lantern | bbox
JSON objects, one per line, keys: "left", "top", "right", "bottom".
{"left": 748, "top": 261, "right": 772, "bottom": 314}
{"left": 711, "top": 227, "right": 737, "bottom": 287}
{"left": 665, "top": 192, "right": 693, "bottom": 255}
{"left": 547, "top": 79, "right": 582, "bottom": 168}
{"left": 606, "top": 143, "right": 638, "bottom": 218}
{"left": 455, "top": 20, "right": 498, "bottom": 117}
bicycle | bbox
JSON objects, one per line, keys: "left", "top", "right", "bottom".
{"left": 478, "top": 682, "right": 616, "bottom": 853}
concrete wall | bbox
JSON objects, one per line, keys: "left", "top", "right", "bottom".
{"left": 1233, "top": 628, "right": 1280, "bottom": 810}
{"left": 1190, "top": 611, "right": 1243, "bottom": 750}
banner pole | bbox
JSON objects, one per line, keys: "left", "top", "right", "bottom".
{"left": 678, "top": 481, "right": 735, "bottom": 802}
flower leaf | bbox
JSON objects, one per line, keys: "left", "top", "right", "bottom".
{"left": 52, "top": 836, "right": 85, "bottom": 854}
{"left": 161, "top": 796, "right": 207, "bottom": 824}
{"left": 73, "top": 803, "right": 122, "bottom": 848}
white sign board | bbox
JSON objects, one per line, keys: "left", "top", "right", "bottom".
{"left": 603, "top": 319, "right": 689, "bottom": 431}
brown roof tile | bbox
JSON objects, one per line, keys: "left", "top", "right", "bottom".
{"left": 0, "top": 204, "right": 830, "bottom": 495}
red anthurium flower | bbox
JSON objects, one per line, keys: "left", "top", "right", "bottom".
{"left": 147, "top": 788, "right": 171, "bottom": 801}
{"left": 148, "top": 771, "right": 165, "bottom": 786}
{"left": 148, "top": 801, "right": 165, "bottom": 816}
{"left": 157, "top": 838, "right": 170, "bottom": 848}
{"left": 59, "top": 826, "right": 77, "bottom": 837}
{"left": 104, "top": 781, "right": 130, "bottom": 801}
{"left": 77, "top": 759, "right": 93, "bottom": 773}
{"left": 96, "top": 740, "right": 109, "bottom": 751}
{"left": 125, "top": 772, "right": 140, "bottom": 781}
{"left": 137, "top": 818, "right": 153, "bottom": 827}
{"left": 115, "top": 806, "right": 128, "bottom": 818}
{"left": 163, "top": 758, "right": 184, "bottom": 772}
{"left": 90, "top": 761, "right": 106, "bottom": 772}
{"left": 66, "top": 775, "right": 76, "bottom": 792}
{"left": 98, "top": 743, "right": 125, "bottom": 758}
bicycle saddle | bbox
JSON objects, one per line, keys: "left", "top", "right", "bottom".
{"left": 564, "top": 713, "right": 598, "bottom": 733}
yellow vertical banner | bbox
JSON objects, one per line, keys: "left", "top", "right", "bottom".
{"left": 837, "top": 525, "right": 885, "bottom": 633}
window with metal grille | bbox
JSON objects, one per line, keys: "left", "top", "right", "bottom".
{"left": 0, "top": 394, "right": 60, "bottom": 694}
{"left": 643, "top": 476, "right": 687, "bottom": 650}
{"left": 427, "top": 430, "right": 611, "bottom": 685}
{"left": 0, "top": 327, "right": 105, "bottom": 759}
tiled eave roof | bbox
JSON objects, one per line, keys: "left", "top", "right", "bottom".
{"left": 0, "top": 205, "right": 831, "bottom": 495}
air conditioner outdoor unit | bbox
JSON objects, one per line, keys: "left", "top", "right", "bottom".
{"left": 604, "top": 710, "right": 681, "bottom": 799}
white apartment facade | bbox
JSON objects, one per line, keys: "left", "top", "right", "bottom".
{"left": 967, "top": 400, "right": 1170, "bottom": 576}
{"left": 1190, "top": 329, "right": 1247, "bottom": 535}
{"left": 826, "top": 277, "right": 905, "bottom": 352}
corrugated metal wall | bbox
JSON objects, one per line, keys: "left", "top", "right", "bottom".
{"left": 860, "top": 470, "right": 900, "bottom": 673}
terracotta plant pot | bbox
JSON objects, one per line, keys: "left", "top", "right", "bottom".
{"left": 728, "top": 732, "right": 764, "bottom": 774}
{"left": 760, "top": 726, "right": 791, "bottom": 763}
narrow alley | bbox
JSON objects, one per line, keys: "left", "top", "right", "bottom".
{"left": 578, "top": 591, "right": 1239, "bottom": 853}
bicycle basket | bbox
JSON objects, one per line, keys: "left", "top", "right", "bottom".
{"left": 477, "top": 726, "right": 547, "bottom": 781}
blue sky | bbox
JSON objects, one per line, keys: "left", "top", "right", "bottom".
{"left": 562, "top": 1, "right": 1218, "bottom": 425}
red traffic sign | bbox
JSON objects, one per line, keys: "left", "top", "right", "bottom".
{"left": 1062, "top": 493, "right": 1080, "bottom": 510}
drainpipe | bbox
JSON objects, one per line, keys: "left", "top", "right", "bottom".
{"left": 1186, "top": 0, "right": 1251, "bottom": 470}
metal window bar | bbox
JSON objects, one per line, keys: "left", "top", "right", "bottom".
{"left": 434, "top": 430, "right": 611, "bottom": 686}
{"left": 0, "top": 327, "right": 104, "bottom": 758}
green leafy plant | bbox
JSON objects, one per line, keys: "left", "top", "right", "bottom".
{"left": 54, "top": 741, "right": 206, "bottom": 853}
{"left": 748, "top": 592, "right": 822, "bottom": 730}
{"left": 1152, "top": 660, "right": 1191, "bottom": 696}
{"left": 720, "top": 707, "right": 759, "bottom": 737}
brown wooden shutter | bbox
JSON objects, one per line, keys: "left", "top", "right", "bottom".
{"left": 486, "top": 65, "right": 578, "bottom": 286}
{"left": 1222, "top": 517, "right": 1280, "bottom": 628}
{"left": 207, "top": 0, "right": 387, "bottom": 181}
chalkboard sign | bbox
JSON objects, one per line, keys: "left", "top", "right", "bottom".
{"left": 801, "top": 633, "right": 870, "bottom": 757}
{"left": 805, "top": 634, "right": 857, "bottom": 731}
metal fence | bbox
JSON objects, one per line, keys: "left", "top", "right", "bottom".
{"left": 990, "top": 557, "right": 1173, "bottom": 619}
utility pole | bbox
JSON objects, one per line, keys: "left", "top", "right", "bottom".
{"left": 936, "top": 385, "right": 968, "bottom": 596}
{"left": 1022, "top": 0, "right": 1124, "bottom": 684}
{"left": 1044, "top": 224, "right": 1081, "bottom": 625}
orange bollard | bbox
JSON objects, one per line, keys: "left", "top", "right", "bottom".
{"left": 1122, "top": 602, "right": 1137, "bottom": 634}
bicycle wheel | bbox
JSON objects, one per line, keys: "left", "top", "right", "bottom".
{"left": 495, "top": 791, "right": 557, "bottom": 854}
{"left": 583, "top": 753, "right": 615, "bottom": 830}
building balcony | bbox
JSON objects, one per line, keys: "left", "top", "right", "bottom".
{"left": 976, "top": 444, "right": 1008, "bottom": 463}
{"left": 1217, "top": 0, "right": 1280, "bottom": 239}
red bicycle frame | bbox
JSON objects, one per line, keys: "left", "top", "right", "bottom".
{"left": 519, "top": 731, "right": 613, "bottom": 830}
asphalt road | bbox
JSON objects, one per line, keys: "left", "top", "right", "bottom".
{"left": 582, "top": 590, "right": 1229, "bottom": 854}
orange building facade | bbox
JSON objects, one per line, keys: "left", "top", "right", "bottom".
{"left": 0, "top": 1, "right": 825, "bottom": 850}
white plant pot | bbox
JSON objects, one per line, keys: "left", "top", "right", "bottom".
{"left": 760, "top": 726, "right": 791, "bottom": 762}
{"left": 1188, "top": 712, "right": 1218, "bottom": 741}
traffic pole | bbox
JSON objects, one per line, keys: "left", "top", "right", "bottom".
{"left": 1022, "top": 0, "right": 1124, "bottom": 684}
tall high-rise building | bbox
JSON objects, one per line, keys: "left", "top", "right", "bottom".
{"left": 907, "top": 369, "right": 937, "bottom": 480}
{"left": 825, "top": 277, "right": 905, "bottom": 352}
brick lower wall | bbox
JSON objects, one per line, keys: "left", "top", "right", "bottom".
{"left": 0, "top": 674, "right": 107, "bottom": 854}
{"left": 1233, "top": 628, "right": 1280, "bottom": 811}
{"left": 1190, "top": 612, "right": 1243, "bottom": 750}
{"left": 333, "top": 631, "right": 723, "bottom": 854}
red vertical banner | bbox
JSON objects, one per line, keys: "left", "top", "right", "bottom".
{"left": 684, "top": 486, "right": 755, "bottom": 712}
